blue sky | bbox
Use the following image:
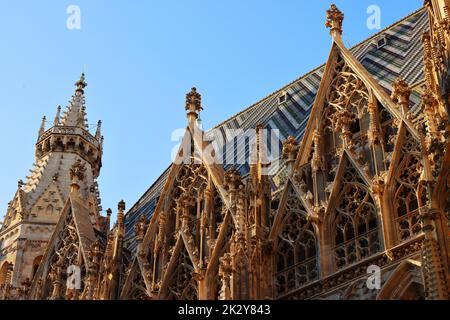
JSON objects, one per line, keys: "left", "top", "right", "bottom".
{"left": 0, "top": 0, "right": 423, "bottom": 219}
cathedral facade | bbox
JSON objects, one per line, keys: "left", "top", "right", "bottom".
{"left": 0, "top": 1, "right": 449, "bottom": 300}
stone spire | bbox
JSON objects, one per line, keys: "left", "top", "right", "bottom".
{"left": 325, "top": 4, "right": 344, "bottom": 38}
{"left": 117, "top": 200, "right": 126, "bottom": 236}
{"left": 105, "top": 208, "right": 112, "bottom": 235}
{"left": 60, "top": 73, "right": 89, "bottom": 129}
{"left": 38, "top": 116, "right": 46, "bottom": 138}
{"left": 95, "top": 120, "right": 102, "bottom": 140}
{"left": 53, "top": 106, "right": 61, "bottom": 126}
{"left": 0, "top": 73, "right": 105, "bottom": 291}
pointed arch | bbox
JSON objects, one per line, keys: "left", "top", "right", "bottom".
{"left": 324, "top": 157, "right": 383, "bottom": 271}
{"left": 386, "top": 127, "right": 425, "bottom": 244}
{"left": 165, "top": 245, "right": 198, "bottom": 300}
{"left": 127, "top": 264, "right": 150, "bottom": 300}
{"left": 119, "top": 259, "right": 150, "bottom": 300}
{"left": 273, "top": 184, "right": 319, "bottom": 297}
{"left": 28, "top": 197, "right": 97, "bottom": 300}
{"left": 0, "top": 262, "right": 10, "bottom": 287}
{"left": 377, "top": 260, "right": 425, "bottom": 300}
{"left": 136, "top": 120, "right": 231, "bottom": 299}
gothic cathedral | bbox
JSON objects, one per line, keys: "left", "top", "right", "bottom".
{"left": 0, "top": 2, "right": 449, "bottom": 300}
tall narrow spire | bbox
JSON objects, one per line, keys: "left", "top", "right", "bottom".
{"left": 75, "top": 72, "right": 87, "bottom": 95}
{"left": 60, "top": 73, "right": 89, "bottom": 129}
{"left": 95, "top": 120, "right": 102, "bottom": 140}
{"left": 53, "top": 105, "right": 61, "bottom": 126}
{"left": 38, "top": 116, "right": 46, "bottom": 138}
{"left": 117, "top": 200, "right": 126, "bottom": 236}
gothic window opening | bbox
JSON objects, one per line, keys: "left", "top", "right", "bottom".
{"left": 67, "top": 139, "right": 76, "bottom": 151}
{"left": 129, "top": 268, "right": 150, "bottom": 300}
{"left": 0, "top": 262, "right": 10, "bottom": 287}
{"left": 40, "top": 212, "right": 87, "bottom": 299}
{"left": 320, "top": 55, "right": 373, "bottom": 180}
{"left": 166, "top": 247, "right": 198, "bottom": 300}
{"left": 393, "top": 133, "right": 424, "bottom": 242}
{"left": 275, "top": 186, "right": 319, "bottom": 297}
{"left": 332, "top": 165, "right": 381, "bottom": 269}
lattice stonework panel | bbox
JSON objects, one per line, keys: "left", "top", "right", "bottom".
{"left": 333, "top": 162, "right": 382, "bottom": 270}
{"left": 129, "top": 267, "right": 150, "bottom": 300}
{"left": 42, "top": 210, "right": 85, "bottom": 299}
{"left": 393, "top": 131, "right": 424, "bottom": 242}
{"left": 275, "top": 185, "right": 319, "bottom": 297}
{"left": 322, "top": 56, "right": 371, "bottom": 165}
{"left": 167, "top": 247, "right": 198, "bottom": 300}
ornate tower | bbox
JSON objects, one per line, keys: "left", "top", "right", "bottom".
{"left": 0, "top": 74, "right": 103, "bottom": 290}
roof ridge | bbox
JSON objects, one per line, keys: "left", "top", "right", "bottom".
{"left": 209, "top": 6, "right": 427, "bottom": 131}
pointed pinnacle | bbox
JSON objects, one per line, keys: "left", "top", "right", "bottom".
{"left": 75, "top": 73, "right": 87, "bottom": 95}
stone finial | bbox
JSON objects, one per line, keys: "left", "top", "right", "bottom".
{"left": 118, "top": 200, "right": 126, "bottom": 212}
{"left": 106, "top": 208, "right": 112, "bottom": 217}
{"left": 135, "top": 214, "right": 148, "bottom": 243}
{"left": 282, "top": 136, "right": 299, "bottom": 172}
{"left": 391, "top": 77, "right": 411, "bottom": 114}
{"left": 88, "top": 240, "right": 102, "bottom": 265}
{"left": 185, "top": 87, "right": 203, "bottom": 123}
{"left": 423, "top": 0, "right": 432, "bottom": 9}
{"left": 325, "top": 4, "right": 344, "bottom": 37}
{"left": 75, "top": 73, "right": 87, "bottom": 95}
{"left": 18, "top": 180, "right": 25, "bottom": 189}
{"left": 69, "top": 159, "right": 86, "bottom": 195}
{"left": 224, "top": 167, "right": 243, "bottom": 192}
{"left": 422, "top": 88, "right": 443, "bottom": 135}
{"left": 311, "top": 129, "right": 324, "bottom": 172}
{"left": 422, "top": 88, "right": 438, "bottom": 115}
{"left": 69, "top": 159, "right": 87, "bottom": 182}
{"left": 367, "top": 102, "right": 382, "bottom": 145}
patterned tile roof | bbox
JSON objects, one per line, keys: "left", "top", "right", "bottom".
{"left": 124, "top": 8, "right": 428, "bottom": 251}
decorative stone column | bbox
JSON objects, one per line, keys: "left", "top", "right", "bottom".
{"left": 420, "top": 208, "right": 449, "bottom": 299}
{"left": 218, "top": 253, "right": 232, "bottom": 300}
{"left": 391, "top": 77, "right": 411, "bottom": 116}
{"left": 282, "top": 136, "right": 299, "bottom": 174}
